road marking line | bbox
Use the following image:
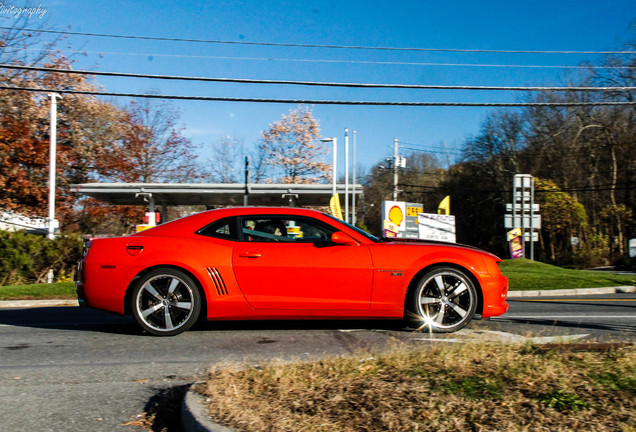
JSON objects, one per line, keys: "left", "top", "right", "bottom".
{"left": 516, "top": 298, "right": 636, "bottom": 302}
{"left": 493, "top": 315, "right": 636, "bottom": 319}
{"left": 414, "top": 330, "right": 589, "bottom": 344}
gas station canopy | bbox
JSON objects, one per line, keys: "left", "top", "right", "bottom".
{"left": 71, "top": 183, "right": 363, "bottom": 208}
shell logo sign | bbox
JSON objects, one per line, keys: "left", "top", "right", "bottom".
{"left": 388, "top": 205, "right": 404, "bottom": 226}
{"left": 382, "top": 201, "right": 407, "bottom": 237}
{"left": 382, "top": 200, "right": 455, "bottom": 242}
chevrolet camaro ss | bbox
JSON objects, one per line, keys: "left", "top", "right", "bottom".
{"left": 76, "top": 207, "right": 508, "bottom": 336}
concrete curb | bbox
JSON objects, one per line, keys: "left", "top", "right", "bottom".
{"left": 181, "top": 385, "right": 237, "bottom": 432}
{"left": 0, "top": 299, "right": 79, "bottom": 308}
{"left": 506, "top": 286, "right": 636, "bottom": 298}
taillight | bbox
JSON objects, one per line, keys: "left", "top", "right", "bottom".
{"left": 83, "top": 236, "right": 93, "bottom": 256}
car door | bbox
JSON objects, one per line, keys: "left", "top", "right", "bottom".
{"left": 232, "top": 215, "right": 373, "bottom": 310}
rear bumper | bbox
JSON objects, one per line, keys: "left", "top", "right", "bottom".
{"left": 75, "top": 281, "right": 89, "bottom": 308}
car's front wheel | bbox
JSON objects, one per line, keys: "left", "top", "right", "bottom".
{"left": 131, "top": 268, "right": 201, "bottom": 336}
{"left": 408, "top": 266, "right": 477, "bottom": 333}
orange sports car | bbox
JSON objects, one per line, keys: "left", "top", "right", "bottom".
{"left": 76, "top": 207, "right": 508, "bottom": 336}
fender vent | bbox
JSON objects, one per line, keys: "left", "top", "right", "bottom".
{"left": 206, "top": 267, "right": 228, "bottom": 296}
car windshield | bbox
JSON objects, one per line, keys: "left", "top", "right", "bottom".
{"left": 324, "top": 214, "right": 380, "bottom": 243}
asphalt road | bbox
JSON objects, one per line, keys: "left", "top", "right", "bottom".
{"left": 0, "top": 293, "right": 634, "bottom": 431}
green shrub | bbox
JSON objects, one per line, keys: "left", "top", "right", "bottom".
{"left": 0, "top": 231, "right": 83, "bottom": 286}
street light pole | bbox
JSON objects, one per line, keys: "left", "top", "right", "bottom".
{"left": 321, "top": 137, "right": 338, "bottom": 196}
{"left": 48, "top": 93, "right": 61, "bottom": 240}
{"left": 344, "top": 128, "right": 349, "bottom": 223}
{"left": 352, "top": 130, "right": 357, "bottom": 226}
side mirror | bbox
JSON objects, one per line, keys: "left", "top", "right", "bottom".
{"left": 331, "top": 231, "right": 359, "bottom": 246}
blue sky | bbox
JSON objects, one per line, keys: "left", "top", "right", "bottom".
{"left": 8, "top": 0, "right": 636, "bottom": 175}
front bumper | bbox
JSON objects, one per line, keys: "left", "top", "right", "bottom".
{"left": 480, "top": 272, "right": 509, "bottom": 318}
{"left": 483, "top": 302, "right": 509, "bottom": 317}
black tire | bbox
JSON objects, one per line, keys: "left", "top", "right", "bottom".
{"left": 408, "top": 266, "right": 477, "bottom": 333}
{"left": 131, "top": 268, "right": 201, "bottom": 336}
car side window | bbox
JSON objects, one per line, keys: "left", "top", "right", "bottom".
{"left": 196, "top": 217, "right": 238, "bottom": 240}
{"left": 240, "top": 216, "right": 335, "bottom": 243}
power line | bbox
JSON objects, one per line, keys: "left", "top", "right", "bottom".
{"left": 4, "top": 64, "right": 636, "bottom": 91}
{"left": 398, "top": 141, "right": 466, "bottom": 156}
{"left": 5, "top": 26, "right": 635, "bottom": 55}
{"left": 3, "top": 85, "right": 636, "bottom": 107}
{"left": 399, "top": 181, "right": 635, "bottom": 194}
{"left": 400, "top": 147, "right": 464, "bottom": 157}
{"left": 20, "top": 48, "right": 636, "bottom": 69}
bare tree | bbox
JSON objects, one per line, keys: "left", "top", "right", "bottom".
{"left": 208, "top": 136, "right": 244, "bottom": 183}
{"left": 258, "top": 106, "right": 329, "bottom": 184}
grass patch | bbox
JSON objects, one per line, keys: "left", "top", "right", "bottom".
{"left": 197, "top": 343, "right": 636, "bottom": 432}
{"left": 500, "top": 258, "right": 636, "bottom": 291}
{"left": 591, "top": 372, "right": 636, "bottom": 395}
{"left": 538, "top": 390, "right": 589, "bottom": 412}
{"left": 0, "top": 281, "right": 76, "bottom": 300}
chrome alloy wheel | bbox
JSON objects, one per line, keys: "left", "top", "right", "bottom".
{"left": 132, "top": 269, "right": 201, "bottom": 336}
{"left": 411, "top": 267, "right": 477, "bottom": 333}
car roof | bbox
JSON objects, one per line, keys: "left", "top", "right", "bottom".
{"left": 132, "top": 207, "right": 329, "bottom": 237}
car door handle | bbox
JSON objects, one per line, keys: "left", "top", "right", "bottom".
{"left": 238, "top": 252, "right": 262, "bottom": 258}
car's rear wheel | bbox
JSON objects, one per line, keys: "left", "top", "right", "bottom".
{"left": 408, "top": 266, "right": 477, "bottom": 333}
{"left": 131, "top": 268, "right": 201, "bottom": 336}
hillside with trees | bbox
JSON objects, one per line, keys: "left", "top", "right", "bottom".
{"left": 363, "top": 38, "right": 636, "bottom": 268}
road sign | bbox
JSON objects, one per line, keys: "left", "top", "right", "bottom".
{"left": 504, "top": 215, "right": 541, "bottom": 229}
{"left": 506, "top": 203, "right": 540, "bottom": 212}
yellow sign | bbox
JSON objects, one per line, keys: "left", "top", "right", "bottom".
{"left": 507, "top": 227, "right": 522, "bottom": 240}
{"left": 507, "top": 228, "right": 524, "bottom": 259}
{"left": 438, "top": 196, "right": 450, "bottom": 215}
{"left": 330, "top": 194, "right": 343, "bottom": 220}
{"left": 388, "top": 205, "right": 404, "bottom": 227}
{"left": 406, "top": 206, "right": 420, "bottom": 217}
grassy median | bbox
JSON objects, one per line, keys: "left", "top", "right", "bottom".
{"left": 0, "top": 281, "right": 76, "bottom": 300}
{"left": 197, "top": 343, "right": 635, "bottom": 432}
{"left": 500, "top": 258, "right": 636, "bottom": 291}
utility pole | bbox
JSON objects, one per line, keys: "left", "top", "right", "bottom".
{"left": 393, "top": 138, "right": 398, "bottom": 201}
{"left": 243, "top": 156, "right": 250, "bottom": 206}
{"left": 47, "top": 93, "right": 61, "bottom": 240}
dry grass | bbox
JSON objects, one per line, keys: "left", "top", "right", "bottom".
{"left": 197, "top": 342, "right": 635, "bottom": 432}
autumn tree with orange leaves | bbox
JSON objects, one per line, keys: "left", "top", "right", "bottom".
{"left": 80, "top": 100, "right": 208, "bottom": 234}
{"left": 1, "top": 26, "right": 207, "bottom": 233}
{"left": 97, "top": 99, "right": 206, "bottom": 183}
